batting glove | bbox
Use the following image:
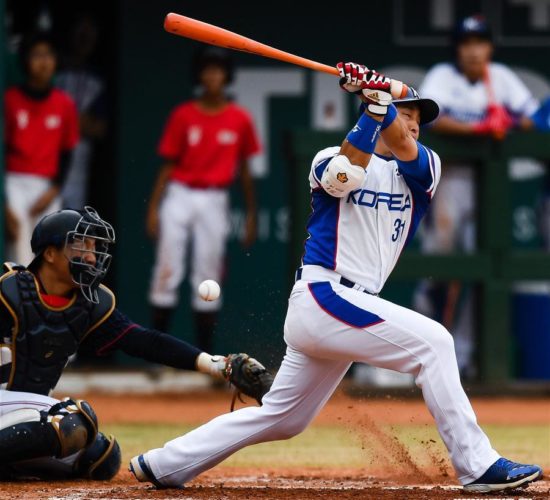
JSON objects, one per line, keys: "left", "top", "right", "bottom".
{"left": 472, "top": 104, "right": 514, "bottom": 140}
{"left": 337, "top": 62, "right": 393, "bottom": 115}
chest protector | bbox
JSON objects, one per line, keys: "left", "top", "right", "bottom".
{"left": 0, "top": 266, "right": 114, "bottom": 395}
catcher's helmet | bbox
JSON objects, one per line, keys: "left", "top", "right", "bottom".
{"left": 453, "top": 14, "right": 492, "bottom": 46}
{"left": 393, "top": 87, "right": 440, "bottom": 125}
{"left": 29, "top": 206, "right": 115, "bottom": 303}
{"left": 192, "top": 47, "right": 234, "bottom": 84}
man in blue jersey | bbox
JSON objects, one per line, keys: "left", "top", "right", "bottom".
{"left": 130, "top": 62, "right": 542, "bottom": 493}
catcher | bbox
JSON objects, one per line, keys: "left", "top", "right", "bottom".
{"left": 0, "top": 206, "right": 273, "bottom": 481}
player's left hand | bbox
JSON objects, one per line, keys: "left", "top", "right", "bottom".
{"left": 337, "top": 62, "right": 369, "bottom": 94}
{"left": 29, "top": 186, "right": 60, "bottom": 217}
{"left": 224, "top": 353, "right": 274, "bottom": 410}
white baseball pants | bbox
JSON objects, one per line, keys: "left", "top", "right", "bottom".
{"left": 143, "top": 266, "right": 499, "bottom": 487}
{"left": 0, "top": 389, "right": 59, "bottom": 419}
{"left": 5, "top": 173, "right": 62, "bottom": 266}
{"left": 149, "top": 182, "right": 230, "bottom": 312}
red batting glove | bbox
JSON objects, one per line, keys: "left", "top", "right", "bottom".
{"left": 337, "top": 62, "right": 369, "bottom": 93}
{"left": 472, "top": 105, "right": 514, "bottom": 140}
{"left": 487, "top": 104, "right": 514, "bottom": 139}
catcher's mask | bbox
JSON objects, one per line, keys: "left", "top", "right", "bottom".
{"left": 30, "top": 206, "right": 115, "bottom": 303}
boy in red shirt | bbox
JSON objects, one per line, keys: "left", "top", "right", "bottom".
{"left": 4, "top": 32, "right": 79, "bottom": 266}
{"left": 147, "top": 48, "right": 260, "bottom": 352}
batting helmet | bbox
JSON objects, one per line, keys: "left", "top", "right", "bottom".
{"left": 29, "top": 206, "right": 115, "bottom": 303}
{"left": 453, "top": 14, "right": 492, "bottom": 46}
{"left": 192, "top": 47, "right": 234, "bottom": 84}
{"left": 393, "top": 87, "right": 440, "bottom": 125}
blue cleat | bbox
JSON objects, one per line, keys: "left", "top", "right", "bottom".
{"left": 129, "top": 454, "right": 167, "bottom": 489}
{"left": 464, "top": 457, "right": 542, "bottom": 493}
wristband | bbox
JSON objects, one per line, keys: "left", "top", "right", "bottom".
{"left": 381, "top": 104, "right": 398, "bottom": 130}
{"left": 346, "top": 112, "right": 381, "bottom": 154}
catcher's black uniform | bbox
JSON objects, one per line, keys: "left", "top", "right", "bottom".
{"left": 0, "top": 264, "right": 272, "bottom": 481}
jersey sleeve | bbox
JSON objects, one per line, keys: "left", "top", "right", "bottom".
{"left": 419, "top": 65, "right": 453, "bottom": 116}
{"left": 62, "top": 95, "right": 80, "bottom": 150}
{"left": 80, "top": 307, "right": 140, "bottom": 355}
{"left": 495, "top": 64, "right": 539, "bottom": 117}
{"left": 239, "top": 111, "right": 261, "bottom": 160}
{"left": 309, "top": 146, "right": 340, "bottom": 190}
{"left": 157, "top": 107, "right": 186, "bottom": 161}
{"left": 80, "top": 307, "right": 202, "bottom": 370}
{"left": 396, "top": 143, "right": 441, "bottom": 201}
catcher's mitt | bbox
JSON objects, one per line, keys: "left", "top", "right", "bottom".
{"left": 224, "top": 353, "right": 274, "bottom": 411}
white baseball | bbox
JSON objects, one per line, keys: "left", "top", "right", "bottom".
{"left": 198, "top": 280, "right": 221, "bottom": 301}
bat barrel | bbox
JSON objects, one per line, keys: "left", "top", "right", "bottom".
{"left": 164, "top": 13, "right": 408, "bottom": 98}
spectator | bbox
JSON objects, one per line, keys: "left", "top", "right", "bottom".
{"left": 4, "top": 32, "right": 79, "bottom": 266}
{"left": 146, "top": 48, "right": 260, "bottom": 353}
{"left": 57, "top": 13, "right": 107, "bottom": 210}
{"left": 415, "top": 14, "right": 540, "bottom": 377}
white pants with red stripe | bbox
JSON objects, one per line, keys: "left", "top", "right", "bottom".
{"left": 149, "top": 182, "right": 230, "bottom": 312}
{"left": 0, "top": 389, "right": 59, "bottom": 418}
{"left": 5, "top": 173, "right": 62, "bottom": 267}
{"left": 143, "top": 265, "right": 500, "bottom": 486}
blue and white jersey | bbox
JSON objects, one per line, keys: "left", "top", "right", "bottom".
{"left": 304, "top": 145, "right": 441, "bottom": 294}
{"left": 419, "top": 62, "right": 539, "bottom": 123}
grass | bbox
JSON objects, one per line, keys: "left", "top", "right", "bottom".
{"left": 104, "top": 422, "right": 550, "bottom": 471}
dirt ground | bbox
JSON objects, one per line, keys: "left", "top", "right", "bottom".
{"left": 1, "top": 391, "right": 549, "bottom": 499}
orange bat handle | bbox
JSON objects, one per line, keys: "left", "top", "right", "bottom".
{"left": 164, "top": 13, "right": 408, "bottom": 99}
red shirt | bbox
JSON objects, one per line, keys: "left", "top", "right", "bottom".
{"left": 41, "top": 293, "right": 71, "bottom": 308}
{"left": 158, "top": 101, "right": 260, "bottom": 188}
{"left": 5, "top": 86, "right": 79, "bottom": 178}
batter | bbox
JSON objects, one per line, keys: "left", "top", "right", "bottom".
{"left": 131, "top": 62, "right": 542, "bottom": 493}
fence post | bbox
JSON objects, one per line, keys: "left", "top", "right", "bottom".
{"left": 0, "top": 0, "right": 5, "bottom": 261}
{"left": 474, "top": 141, "right": 512, "bottom": 382}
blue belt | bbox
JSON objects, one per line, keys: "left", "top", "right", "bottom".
{"left": 295, "top": 268, "right": 378, "bottom": 296}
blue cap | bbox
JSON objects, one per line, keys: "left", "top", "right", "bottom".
{"left": 454, "top": 14, "right": 492, "bottom": 44}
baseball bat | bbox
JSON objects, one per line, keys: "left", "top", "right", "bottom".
{"left": 164, "top": 13, "right": 408, "bottom": 99}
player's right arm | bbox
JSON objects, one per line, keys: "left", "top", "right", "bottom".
{"left": 311, "top": 63, "right": 389, "bottom": 198}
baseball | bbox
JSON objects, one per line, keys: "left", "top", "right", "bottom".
{"left": 198, "top": 279, "right": 221, "bottom": 301}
